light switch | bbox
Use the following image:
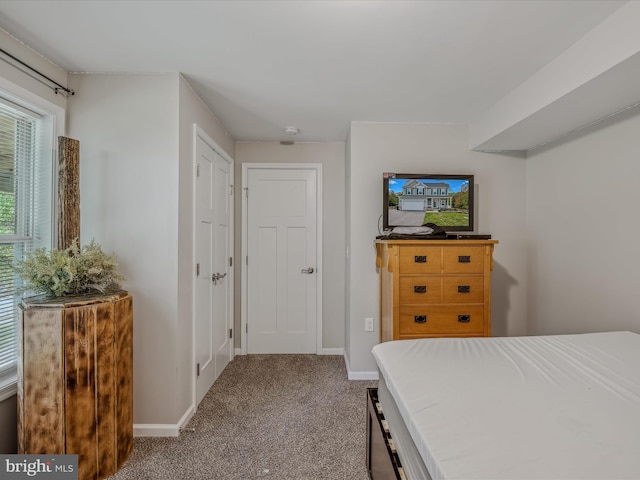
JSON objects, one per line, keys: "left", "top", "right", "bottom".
{"left": 365, "top": 317, "right": 374, "bottom": 332}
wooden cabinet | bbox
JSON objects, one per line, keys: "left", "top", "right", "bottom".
{"left": 376, "top": 239, "right": 497, "bottom": 342}
{"left": 17, "top": 290, "right": 133, "bottom": 480}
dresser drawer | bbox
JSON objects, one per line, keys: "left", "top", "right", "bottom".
{"left": 399, "top": 305, "right": 484, "bottom": 336}
{"left": 442, "top": 247, "right": 485, "bottom": 274}
{"left": 399, "top": 277, "right": 442, "bottom": 304}
{"left": 442, "top": 276, "right": 484, "bottom": 303}
{"left": 399, "top": 247, "right": 441, "bottom": 274}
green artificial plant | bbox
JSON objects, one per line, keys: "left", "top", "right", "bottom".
{"left": 14, "top": 239, "right": 124, "bottom": 298}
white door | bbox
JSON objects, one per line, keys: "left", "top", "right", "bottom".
{"left": 195, "top": 131, "right": 233, "bottom": 405}
{"left": 246, "top": 167, "right": 318, "bottom": 354}
{"left": 212, "top": 149, "right": 232, "bottom": 380}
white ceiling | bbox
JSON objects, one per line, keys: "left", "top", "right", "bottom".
{"left": 0, "top": 0, "right": 626, "bottom": 143}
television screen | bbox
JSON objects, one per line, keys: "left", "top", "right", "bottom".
{"left": 383, "top": 173, "right": 474, "bottom": 232}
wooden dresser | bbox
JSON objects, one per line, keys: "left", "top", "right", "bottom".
{"left": 375, "top": 239, "right": 497, "bottom": 342}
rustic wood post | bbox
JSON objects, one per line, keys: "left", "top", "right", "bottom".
{"left": 58, "top": 136, "right": 80, "bottom": 249}
{"left": 18, "top": 291, "right": 134, "bottom": 480}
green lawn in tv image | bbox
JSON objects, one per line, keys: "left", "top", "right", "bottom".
{"left": 423, "top": 210, "right": 469, "bottom": 226}
{"left": 387, "top": 177, "right": 470, "bottom": 228}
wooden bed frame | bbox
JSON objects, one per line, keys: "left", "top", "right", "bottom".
{"left": 366, "top": 388, "right": 406, "bottom": 480}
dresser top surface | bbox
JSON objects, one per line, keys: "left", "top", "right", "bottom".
{"left": 375, "top": 239, "right": 498, "bottom": 246}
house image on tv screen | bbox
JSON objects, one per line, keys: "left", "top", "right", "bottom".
{"left": 397, "top": 179, "right": 452, "bottom": 210}
{"left": 386, "top": 175, "right": 472, "bottom": 229}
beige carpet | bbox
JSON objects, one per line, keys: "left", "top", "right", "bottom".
{"left": 107, "top": 355, "right": 377, "bottom": 479}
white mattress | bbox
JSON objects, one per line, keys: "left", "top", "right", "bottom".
{"left": 378, "top": 374, "right": 432, "bottom": 480}
{"left": 372, "top": 331, "right": 640, "bottom": 480}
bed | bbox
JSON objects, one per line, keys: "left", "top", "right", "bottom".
{"left": 368, "top": 331, "right": 640, "bottom": 479}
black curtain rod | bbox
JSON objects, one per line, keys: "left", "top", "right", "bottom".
{"left": 0, "top": 47, "right": 75, "bottom": 97}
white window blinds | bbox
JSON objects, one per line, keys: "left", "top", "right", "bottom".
{"left": 0, "top": 98, "right": 52, "bottom": 378}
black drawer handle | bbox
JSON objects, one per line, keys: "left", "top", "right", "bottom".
{"left": 414, "top": 285, "right": 427, "bottom": 293}
{"left": 457, "top": 285, "right": 470, "bottom": 293}
{"left": 414, "top": 255, "right": 427, "bottom": 263}
{"left": 458, "top": 315, "right": 471, "bottom": 323}
{"left": 458, "top": 255, "right": 471, "bottom": 263}
{"left": 414, "top": 315, "right": 427, "bottom": 323}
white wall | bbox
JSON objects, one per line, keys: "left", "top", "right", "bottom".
{"left": 526, "top": 105, "right": 640, "bottom": 335}
{"left": 68, "top": 73, "right": 181, "bottom": 426}
{"left": 346, "top": 122, "right": 527, "bottom": 374}
{"left": 68, "top": 73, "right": 236, "bottom": 431}
{"left": 234, "top": 142, "right": 346, "bottom": 351}
{"left": 0, "top": 29, "right": 67, "bottom": 112}
{"left": 344, "top": 131, "right": 352, "bottom": 366}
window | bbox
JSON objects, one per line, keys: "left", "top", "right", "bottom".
{"left": 0, "top": 97, "right": 53, "bottom": 390}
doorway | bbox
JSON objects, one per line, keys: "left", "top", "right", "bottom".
{"left": 194, "top": 127, "right": 234, "bottom": 405}
{"left": 241, "top": 164, "right": 322, "bottom": 354}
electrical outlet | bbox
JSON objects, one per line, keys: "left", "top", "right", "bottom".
{"left": 365, "top": 317, "right": 374, "bottom": 332}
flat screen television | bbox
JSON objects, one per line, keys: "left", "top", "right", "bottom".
{"left": 383, "top": 173, "right": 474, "bottom": 232}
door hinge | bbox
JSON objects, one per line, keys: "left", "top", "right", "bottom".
{"left": 246, "top": 324, "right": 248, "bottom": 334}
{"left": 246, "top": 255, "right": 248, "bottom": 266}
{"left": 229, "top": 257, "right": 233, "bottom": 267}
{"left": 244, "top": 187, "right": 248, "bottom": 198}
{"left": 196, "top": 163, "right": 200, "bottom": 177}
{"left": 229, "top": 328, "right": 233, "bottom": 339}
{"left": 229, "top": 184, "right": 234, "bottom": 196}
{"left": 196, "top": 263, "right": 200, "bottom": 276}
{"left": 196, "top": 363, "right": 200, "bottom": 377}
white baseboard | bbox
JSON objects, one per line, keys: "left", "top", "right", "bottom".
{"left": 233, "top": 347, "right": 344, "bottom": 356}
{"left": 348, "top": 370, "right": 379, "bottom": 380}
{"left": 133, "top": 424, "right": 180, "bottom": 437}
{"left": 344, "top": 352, "right": 379, "bottom": 381}
{"left": 134, "top": 403, "right": 195, "bottom": 437}
{"left": 319, "top": 347, "right": 344, "bottom": 355}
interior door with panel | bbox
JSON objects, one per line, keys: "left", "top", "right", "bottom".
{"left": 212, "top": 148, "right": 232, "bottom": 380}
{"left": 246, "top": 167, "right": 318, "bottom": 354}
{"left": 195, "top": 131, "right": 233, "bottom": 405}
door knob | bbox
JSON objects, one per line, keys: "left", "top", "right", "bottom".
{"left": 211, "top": 272, "right": 227, "bottom": 284}
{"left": 301, "top": 267, "right": 314, "bottom": 274}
